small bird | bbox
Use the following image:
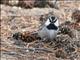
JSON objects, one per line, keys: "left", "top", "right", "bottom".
{"left": 38, "top": 16, "right": 59, "bottom": 41}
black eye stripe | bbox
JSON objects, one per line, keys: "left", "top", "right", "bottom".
{"left": 49, "top": 18, "right": 52, "bottom": 22}
{"left": 53, "top": 19, "right": 57, "bottom": 23}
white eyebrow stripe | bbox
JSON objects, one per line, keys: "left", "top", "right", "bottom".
{"left": 50, "top": 16, "right": 57, "bottom": 22}
{"left": 49, "top": 17, "right": 52, "bottom": 21}
{"left": 49, "top": 17, "right": 52, "bottom": 22}
{"left": 55, "top": 17, "right": 57, "bottom": 20}
{"left": 54, "top": 19, "right": 57, "bottom": 23}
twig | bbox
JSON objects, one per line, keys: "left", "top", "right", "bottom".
{"left": 19, "top": 47, "right": 53, "bottom": 53}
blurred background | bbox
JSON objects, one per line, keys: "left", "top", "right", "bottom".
{"left": 0, "top": 0, "right": 80, "bottom": 60}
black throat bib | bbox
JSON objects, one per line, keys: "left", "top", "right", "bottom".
{"left": 47, "top": 23, "right": 58, "bottom": 30}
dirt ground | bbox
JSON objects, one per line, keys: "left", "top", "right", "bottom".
{"left": 1, "top": 1, "right": 80, "bottom": 60}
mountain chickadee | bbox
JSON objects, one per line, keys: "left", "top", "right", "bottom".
{"left": 38, "top": 16, "right": 59, "bottom": 40}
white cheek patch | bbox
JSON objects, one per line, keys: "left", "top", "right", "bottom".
{"left": 45, "top": 19, "right": 50, "bottom": 26}
{"left": 54, "top": 20, "right": 59, "bottom": 27}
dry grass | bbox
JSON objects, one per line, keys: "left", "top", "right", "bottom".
{"left": 1, "top": 1, "right": 80, "bottom": 60}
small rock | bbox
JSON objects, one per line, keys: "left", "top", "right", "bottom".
{"left": 55, "top": 50, "right": 67, "bottom": 59}
{"left": 71, "top": 9, "right": 80, "bottom": 23}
